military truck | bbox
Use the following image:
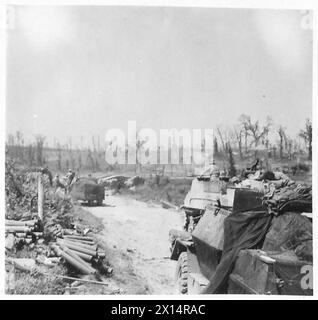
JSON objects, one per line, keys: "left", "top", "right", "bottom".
{"left": 70, "top": 177, "right": 105, "bottom": 206}
{"left": 170, "top": 187, "right": 313, "bottom": 295}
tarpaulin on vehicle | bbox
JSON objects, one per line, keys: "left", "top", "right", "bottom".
{"left": 262, "top": 212, "right": 312, "bottom": 295}
{"left": 203, "top": 183, "right": 313, "bottom": 294}
{"left": 263, "top": 185, "right": 312, "bottom": 215}
{"left": 263, "top": 211, "right": 312, "bottom": 261}
{"left": 203, "top": 205, "right": 272, "bottom": 294}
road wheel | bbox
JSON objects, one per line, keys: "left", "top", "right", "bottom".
{"left": 176, "top": 252, "right": 188, "bottom": 294}
{"left": 97, "top": 199, "right": 103, "bottom": 206}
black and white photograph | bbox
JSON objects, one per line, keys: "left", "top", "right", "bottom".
{"left": 1, "top": 1, "right": 315, "bottom": 298}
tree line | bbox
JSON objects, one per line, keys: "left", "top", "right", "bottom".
{"left": 6, "top": 115, "right": 312, "bottom": 174}
{"left": 5, "top": 133, "right": 106, "bottom": 173}
{"left": 213, "top": 115, "right": 312, "bottom": 161}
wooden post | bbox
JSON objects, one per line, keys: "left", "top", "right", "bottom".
{"left": 37, "top": 174, "right": 44, "bottom": 220}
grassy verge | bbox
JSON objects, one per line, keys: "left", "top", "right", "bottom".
{"left": 120, "top": 177, "right": 192, "bottom": 207}
{"left": 5, "top": 203, "right": 107, "bottom": 295}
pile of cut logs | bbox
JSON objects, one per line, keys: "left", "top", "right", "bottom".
{"left": 5, "top": 219, "right": 42, "bottom": 250}
{"left": 51, "top": 234, "right": 106, "bottom": 275}
{"left": 6, "top": 219, "right": 109, "bottom": 277}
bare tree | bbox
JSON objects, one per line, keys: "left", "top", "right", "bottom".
{"left": 68, "top": 137, "right": 76, "bottom": 170}
{"left": 7, "top": 134, "right": 15, "bottom": 147}
{"left": 239, "top": 114, "right": 272, "bottom": 148}
{"left": 16, "top": 131, "right": 22, "bottom": 145}
{"left": 278, "top": 126, "right": 286, "bottom": 160}
{"left": 77, "top": 150, "right": 82, "bottom": 171}
{"left": 233, "top": 126, "right": 244, "bottom": 159}
{"left": 136, "top": 133, "right": 147, "bottom": 174}
{"left": 228, "top": 144, "right": 237, "bottom": 177}
{"left": 92, "top": 136, "right": 96, "bottom": 152}
{"left": 15, "top": 131, "right": 24, "bottom": 161}
{"left": 65, "top": 158, "right": 70, "bottom": 171}
{"left": 217, "top": 127, "right": 227, "bottom": 153}
{"left": 91, "top": 135, "right": 101, "bottom": 170}
{"left": 299, "top": 119, "right": 312, "bottom": 160}
{"left": 87, "top": 148, "right": 95, "bottom": 171}
{"left": 56, "top": 142, "right": 62, "bottom": 171}
{"left": 213, "top": 136, "right": 219, "bottom": 156}
{"left": 286, "top": 137, "right": 293, "bottom": 160}
{"left": 35, "top": 135, "right": 45, "bottom": 166}
{"left": 27, "top": 144, "right": 35, "bottom": 166}
{"left": 239, "top": 117, "right": 249, "bottom": 153}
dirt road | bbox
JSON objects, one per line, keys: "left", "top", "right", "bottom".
{"left": 86, "top": 195, "right": 184, "bottom": 295}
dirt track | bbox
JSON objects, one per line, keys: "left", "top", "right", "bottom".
{"left": 86, "top": 195, "right": 184, "bottom": 295}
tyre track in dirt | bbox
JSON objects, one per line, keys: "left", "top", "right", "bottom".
{"left": 86, "top": 195, "right": 183, "bottom": 295}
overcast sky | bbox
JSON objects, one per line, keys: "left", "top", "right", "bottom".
{"left": 6, "top": 6, "right": 312, "bottom": 147}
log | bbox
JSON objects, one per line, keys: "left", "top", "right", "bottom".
{"left": 63, "top": 235, "right": 95, "bottom": 242}
{"left": 57, "top": 243, "right": 96, "bottom": 274}
{"left": 5, "top": 220, "right": 37, "bottom": 227}
{"left": 57, "top": 241, "right": 97, "bottom": 257}
{"left": 51, "top": 244, "right": 93, "bottom": 275}
{"left": 63, "top": 229, "right": 76, "bottom": 236}
{"left": 6, "top": 226, "right": 32, "bottom": 233}
{"left": 61, "top": 239, "right": 98, "bottom": 251}
{"left": 68, "top": 249, "right": 94, "bottom": 263}
{"left": 15, "top": 233, "right": 27, "bottom": 238}
{"left": 62, "top": 238, "right": 97, "bottom": 247}
{"left": 161, "top": 200, "right": 179, "bottom": 210}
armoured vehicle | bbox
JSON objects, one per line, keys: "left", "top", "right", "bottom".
{"left": 170, "top": 182, "right": 313, "bottom": 295}
{"left": 70, "top": 177, "right": 105, "bottom": 206}
{"left": 180, "top": 176, "right": 229, "bottom": 232}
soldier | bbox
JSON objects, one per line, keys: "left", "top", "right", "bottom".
{"left": 53, "top": 174, "right": 66, "bottom": 191}
{"left": 65, "top": 169, "right": 76, "bottom": 193}
{"left": 199, "top": 160, "right": 220, "bottom": 181}
{"left": 66, "top": 169, "right": 75, "bottom": 185}
{"left": 250, "top": 158, "right": 260, "bottom": 172}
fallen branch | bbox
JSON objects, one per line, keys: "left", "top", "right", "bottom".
{"left": 161, "top": 200, "right": 179, "bottom": 210}
{"left": 47, "top": 274, "right": 108, "bottom": 286}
